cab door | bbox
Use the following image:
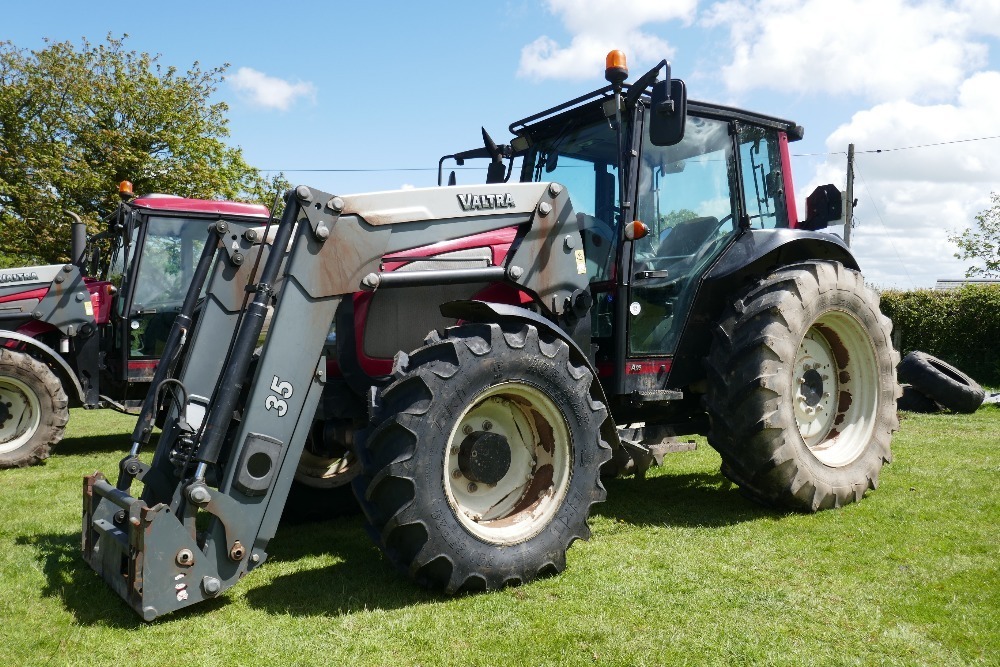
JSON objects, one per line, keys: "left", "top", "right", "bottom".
{"left": 626, "top": 115, "right": 740, "bottom": 358}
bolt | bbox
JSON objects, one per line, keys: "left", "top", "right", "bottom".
{"left": 328, "top": 196, "right": 345, "bottom": 212}
{"left": 537, "top": 202, "right": 552, "bottom": 217}
{"left": 232, "top": 252, "right": 244, "bottom": 266}
{"left": 563, "top": 234, "right": 577, "bottom": 250}
{"left": 315, "top": 225, "right": 330, "bottom": 240}
{"left": 229, "top": 541, "right": 246, "bottom": 561}
{"left": 187, "top": 485, "right": 211, "bottom": 505}
{"left": 462, "top": 424, "right": 473, "bottom": 435}
{"left": 362, "top": 273, "right": 380, "bottom": 289}
{"left": 450, "top": 446, "right": 459, "bottom": 455}
{"left": 452, "top": 469, "right": 463, "bottom": 479}
{"left": 508, "top": 265, "right": 524, "bottom": 280}
{"left": 482, "top": 420, "right": 492, "bottom": 431}
{"left": 548, "top": 183, "right": 563, "bottom": 197}
{"left": 468, "top": 482, "right": 478, "bottom": 493}
{"left": 251, "top": 553, "right": 260, "bottom": 563}
{"left": 202, "top": 576, "right": 222, "bottom": 597}
{"left": 296, "top": 185, "right": 313, "bottom": 201}
{"left": 799, "top": 377, "right": 806, "bottom": 384}
{"left": 215, "top": 220, "right": 229, "bottom": 234}
{"left": 176, "top": 549, "right": 194, "bottom": 567}
{"left": 243, "top": 229, "right": 259, "bottom": 243}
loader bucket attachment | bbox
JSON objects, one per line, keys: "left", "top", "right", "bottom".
{"left": 82, "top": 473, "right": 234, "bottom": 621}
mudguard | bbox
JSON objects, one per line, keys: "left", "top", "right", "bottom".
{"left": 0, "top": 329, "right": 87, "bottom": 403}
{"left": 668, "top": 229, "right": 859, "bottom": 388}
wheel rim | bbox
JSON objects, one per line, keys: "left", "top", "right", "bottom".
{"left": 793, "top": 310, "right": 879, "bottom": 467}
{"left": 0, "top": 376, "right": 41, "bottom": 455}
{"left": 444, "top": 382, "right": 572, "bottom": 545}
{"left": 294, "top": 424, "right": 359, "bottom": 489}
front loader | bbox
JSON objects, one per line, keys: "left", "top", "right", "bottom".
{"left": 83, "top": 51, "right": 900, "bottom": 620}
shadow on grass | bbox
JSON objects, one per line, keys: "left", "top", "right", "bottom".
{"left": 595, "top": 469, "right": 785, "bottom": 527}
{"left": 17, "top": 468, "right": 784, "bottom": 623}
{"left": 53, "top": 432, "right": 139, "bottom": 458}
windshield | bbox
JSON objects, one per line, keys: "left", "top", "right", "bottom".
{"left": 519, "top": 118, "right": 621, "bottom": 283}
{"left": 128, "top": 216, "right": 211, "bottom": 357}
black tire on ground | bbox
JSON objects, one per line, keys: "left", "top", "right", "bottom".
{"left": 353, "top": 322, "right": 612, "bottom": 593}
{"left": 897, "top": 351, "right": 985, "bottom": 414}
{"left": 0, "top": 348, "right": 69, "bottom": 468}
{"left": 897, "top": 384, "right": 941, "bottom": 413}
{"left": 705, "top": 260, "right": 900, "bottom": 512}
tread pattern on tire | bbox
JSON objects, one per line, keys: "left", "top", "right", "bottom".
{"left": 352, "top": 322, "right": 612, "bottom": 594}
{"left": 0, "top": 348, "right": 69, "bottom": 468}
{"left": 897, "top": 351, "right": 985, "bottom": 414}
{"left": 704, "top": 260, "right": 900, "bottom": 512}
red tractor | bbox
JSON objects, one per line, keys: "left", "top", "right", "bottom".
{"left": 0, "top": 185, "right": 270, "bottom": 467}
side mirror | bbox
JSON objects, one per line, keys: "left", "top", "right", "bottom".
{"left": 649, "top": 79, "right": 687, "bottom": 146}
{"left": 801, "top": 184, "right": 843, "bottom": 230}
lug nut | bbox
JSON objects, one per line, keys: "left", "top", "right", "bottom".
{"left": 468, "top": 482, "right": 478, "bottom": 493}
{"left": 462, "top": 424, "right": 473, "bottom": 435}
{"left": 482, "top": 420, "right": 492, "bottom": 431}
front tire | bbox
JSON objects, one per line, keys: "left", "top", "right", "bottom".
{"left": 705, "top": 261, "right": 900, "bottom": 511}
{"left": 354, "top": 322, "right": 612, "bottom": 593}
{"left": 0, "top": 348, "right": 69, "bottom": 468}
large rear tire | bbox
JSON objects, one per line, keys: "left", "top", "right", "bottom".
{"left": 705, "top": 261, "right": 900, "bottom": 511}
{"left": 354, "top": 322, "right": 612, "bottom": 593}
{"left": 0, "top": 348, "right": 69, "bottom": 468}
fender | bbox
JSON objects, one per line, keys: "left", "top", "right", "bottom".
{"left": 439, "top": 299, "right": 621, "bottom": 451}
{"left": 0, "top": 329, "right": 87, "bottom": 403}
{"left": 668, "top": 229, "right": 860, "bottom": 388}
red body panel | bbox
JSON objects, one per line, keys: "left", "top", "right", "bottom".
{"left": 353, "top": 226, "right": 524, "bottom": 377}
{"left": 778, "top": 132, "right": 799, "bottom": 228}
{"left": 132, "top": 196, "right": 270, "bottom": 218}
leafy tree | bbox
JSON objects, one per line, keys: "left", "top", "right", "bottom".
{"left": 950, "top": 192, "right": 1000, "bottom": 279}
{"left": 0, "top": 35, "right": 286, "bottom": 264}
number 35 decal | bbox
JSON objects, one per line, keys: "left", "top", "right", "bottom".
{"left": 265, "top": 375, "right": 294, "bottom": 417}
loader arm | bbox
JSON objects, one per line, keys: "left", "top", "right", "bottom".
{"left": 82, "top": 182, "right": 588, "bottom": 620}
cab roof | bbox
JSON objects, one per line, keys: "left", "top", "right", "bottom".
{"left": 131, "top": 195, "right": 271, "bottom": 218}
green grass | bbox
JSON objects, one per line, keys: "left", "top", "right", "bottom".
{"left": 1, "top": 406, "right": 997, "bottom": 666}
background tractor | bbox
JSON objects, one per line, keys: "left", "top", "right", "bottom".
{"left": 82, "top": 51, "right": 899, "bottom": 620}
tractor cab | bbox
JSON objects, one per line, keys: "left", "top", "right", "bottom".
{"left": 90, "top": 188, "right": 270, "bottom": 403}
{"left": 442, "top": 52, "right": 806, "bottom": 412}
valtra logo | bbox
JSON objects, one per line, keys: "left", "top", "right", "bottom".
{"left": 0, "top": 271, "right": 39, "bottom": 284}
{"left": 456, "top": 193, "right": 515, "bottom": 211}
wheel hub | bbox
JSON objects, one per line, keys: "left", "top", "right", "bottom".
{"left": 458, "top": 431, "right": 512, "bottom": 485}
{"left": 800, "top": 368, "right": 825, "bottom": 407}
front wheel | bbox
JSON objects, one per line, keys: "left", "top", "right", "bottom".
{"left": 354, "top": 322, "right": 612, "bottom": 593}
{"left": 0, "top": 348, "right": 69, "bottom": 468}
{"left": 705, "top": 261, "right": 900, "bottom": 511}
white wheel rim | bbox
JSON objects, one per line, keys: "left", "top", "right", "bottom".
{"left": 294, "top": 431, "right": 358, "bottom": 489}
{"left": 444, "top": 382, "right": 572, "bottom": 545}
{"left": 793, "top": 310, "right": 879, "bottom": 467}
{"left": 0, "top": 376, "right": 41, "bottom": 455}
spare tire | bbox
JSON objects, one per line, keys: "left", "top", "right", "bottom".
{"left": 897, "top": 352, "right": 985, "bottom": 414}
{"left": 896, "top": 384, "right": 940, "bottom": 413}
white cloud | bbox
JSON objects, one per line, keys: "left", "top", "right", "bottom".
{"left": 229, "top": 67, "right": 316, "bottom": 111}
{"left": 704, "top": 0, "right": 987, "bottom": 102}
{"left": 798, "top": 72, "right": 1000, "bottom": 288}
{"left": 518, "top": 0, "right": 697, "bottom": 80}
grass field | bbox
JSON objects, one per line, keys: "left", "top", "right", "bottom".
{"left": 1, "top": 406, "right": 997, "bottom": 666}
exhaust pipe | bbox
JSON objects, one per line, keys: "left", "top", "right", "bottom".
{"left": 67, "top": 211, "right": 87, "bottom": 267}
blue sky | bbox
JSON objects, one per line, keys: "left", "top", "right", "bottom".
{"left": 6, "top": 0, "right": 999, "bottom": 287}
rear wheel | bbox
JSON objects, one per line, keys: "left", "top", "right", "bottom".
{"left": 0, "top": 348, "right": 69, "bottom": 468}
{"left": 282, "top": 420, "right": 361, "bottom": 523}
{"left": 354, "top": 322, "right": 611, "bottom": 593}
{"left": 705, "top": 261, "right": 900, "bottom": 511}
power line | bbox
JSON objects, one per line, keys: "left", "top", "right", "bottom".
{"left": 793, "top": 133, "right": 1000, "bottom": 158}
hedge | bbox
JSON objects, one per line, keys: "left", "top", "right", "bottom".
{"left": 879, "top": 284, "right": 1000, "bottom": 387}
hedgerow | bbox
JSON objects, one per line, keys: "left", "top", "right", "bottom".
{"left": 880, "top": 284, "right": 1000, "bottom": 386}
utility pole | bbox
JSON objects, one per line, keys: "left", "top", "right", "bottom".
{"left": 844, "top": 143, "right": 855, "bottom": 247}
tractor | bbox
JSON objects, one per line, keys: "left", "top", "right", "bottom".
{"left": 82, "top": 51, "right": 899, "bottom": 621}
{"left": 0, "top": 186, "right": 272, "bottom": 467}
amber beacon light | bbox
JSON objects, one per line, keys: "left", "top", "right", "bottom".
{"left": 118, "top": 180, "right": 134, "bottom": 200}
{"left": 605, "top": 50, "right": 628, "bottom": 85}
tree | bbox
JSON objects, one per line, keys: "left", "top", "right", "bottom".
{"left": 950, "top": 192, "right": 1000, "bottom": 279}
{"left": 0, "top": 35, "right": 286, "bottom": 264}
